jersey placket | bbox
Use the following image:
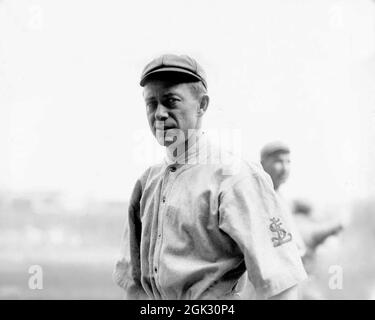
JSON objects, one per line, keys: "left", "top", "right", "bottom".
{"left": 152, "top": 164, "right": 178, "bottom": 299}
{"left": 148, "top": 174, "right": 166, "bottom": 300}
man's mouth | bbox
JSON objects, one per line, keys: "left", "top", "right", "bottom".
{"left": 155, "top": 126, "right": 175, "bottom": 131}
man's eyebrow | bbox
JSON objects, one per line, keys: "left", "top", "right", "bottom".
{"left": 162, "top": 92, "right": 181, "bottom": 98}
{"left": 144, "top": 96, "right": 156, "bottom": 102}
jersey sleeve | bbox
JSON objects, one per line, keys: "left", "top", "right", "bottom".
{"left": 218, "top": 168, "right": 307, "bottom": 299}
{"left": 112, "top": 176, "right": 149, "bottom": 300}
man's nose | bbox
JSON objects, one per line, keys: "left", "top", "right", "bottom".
{"left": 155, "top": 103, "right": 168, "bottom": 121}
{"left": 283, "top": 162, "right": 290, "bottom": 171}
{"left": 280, "top": 164, "right": 289, "bottom": 175}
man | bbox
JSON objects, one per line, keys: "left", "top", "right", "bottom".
{"left": 113, "top": 54, "right": 306, "bottom": 300}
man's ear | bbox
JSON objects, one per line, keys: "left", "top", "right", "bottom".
{"left": 198, "top": 95, "right": 209, "bottom": 116}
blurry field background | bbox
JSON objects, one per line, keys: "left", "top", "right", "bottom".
{"left": 0, "top": 195, "right": 125, "bottom": 299}
{"left": 313, "top": 200, "right": 375, "bottom": 299}
{"left": 1, "top": 193, "right": 375, "bottom": 299}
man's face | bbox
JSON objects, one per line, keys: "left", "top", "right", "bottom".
{"left": 143, "top": 80, "right": 202, "bottom": 147}
{"left": 262, "top": 152, "right": 291, "bottom": 190}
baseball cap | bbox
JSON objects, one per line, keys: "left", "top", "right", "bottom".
{"left": 260, "top": 141, "right": 290, "bottom": 161}
{"left": 140, "top": 54, "right": 207, "bottom": 89}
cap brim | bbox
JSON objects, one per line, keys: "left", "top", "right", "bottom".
{"left": 140, "top": 67, "right": 206, "bottom": 88}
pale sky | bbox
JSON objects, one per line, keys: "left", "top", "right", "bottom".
{"left": 1, "top": 0, "right": 375, "bottom": 207}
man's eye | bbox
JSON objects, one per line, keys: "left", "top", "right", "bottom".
{"left": 146, "top": 102, "right": 157, "bottom": 109}
{"left": 167, "top": 98, "right": 178, "bottom": 104}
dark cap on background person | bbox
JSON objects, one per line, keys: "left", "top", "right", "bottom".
{"left": 140, "top": 54, "right": 208, "bottom": 89}
{"left": 260, "top": 141, "right": 290, "bottom": 162}
{"left": 292, "top": 199, "right": 313, "bottom": 216}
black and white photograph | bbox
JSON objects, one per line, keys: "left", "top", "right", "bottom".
{"left": 1, "top": 0, "right": 375, "bottom": 304}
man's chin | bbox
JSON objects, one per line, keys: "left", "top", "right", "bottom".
{"left": 155, "top": 135, "right": 175, "bottom": 147}
{"left": 278, "top": 176, "right": 289, "bottom": 185}
{"left": 155, "top": 129, "right": 184, "bottom": 146}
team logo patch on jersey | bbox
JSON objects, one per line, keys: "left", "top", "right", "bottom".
{"left": 269, "top": 217, "right": 292, "bottom": 247}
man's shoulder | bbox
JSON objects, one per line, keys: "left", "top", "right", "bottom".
{"left": 136, "top": 161, "right": 165, "bottom": 186}
{"left": 218, "top": 159, "right": 273, "bottom": 192}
